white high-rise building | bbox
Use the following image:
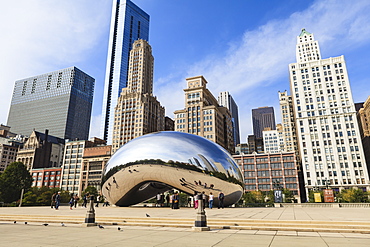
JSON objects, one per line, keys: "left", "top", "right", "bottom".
{"left": 289, "top": 29, "right": 369, "bottom": 193}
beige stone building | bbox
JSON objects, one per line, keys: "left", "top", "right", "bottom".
{"left": 358, "top": 96, "right": 370, "bottom": 170}
{"left": 174, "top": 76, "right": 234, "bottom": 153}
{"left": 278, "top": 91, "right": 299, "bottom": 154}
{"left": 80, "top": 145, "right": 112, "bottom": 194}
{"left": 112, "top": 39, "right": 165, "bottom": 153}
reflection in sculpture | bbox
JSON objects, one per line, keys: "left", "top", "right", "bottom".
{"left": 102, "top": 131, "right": 244, "bottom": 207}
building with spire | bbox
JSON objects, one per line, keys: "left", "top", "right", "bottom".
{"left": 112, "top": 39, "right": 165, "bottom": 153}
{"left": 289, "top": 29, "right": 369, "bottom": 193}
{"left": 101, "top": 0, "right": 150, "bottom": 144}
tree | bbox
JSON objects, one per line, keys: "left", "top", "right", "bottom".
{"left": 0, "top": 162, "right": 32, "bottom": 203}
{"left": 243, "top": 191, "right": 264, "bottom": 204}
{"left": 338, "top": 188, "right": 369, "bottom": 203}
{"left": 82, "top": 186, "right": 98, "bottom": 198}
{"left": 282, "top": 188, "right": 295, "bottom": 203}
{"left": 22, "top": 187, "right": 70, "bottom": 206}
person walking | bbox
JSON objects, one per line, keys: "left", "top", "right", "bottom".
{"left": 82, "top": 193, "right": 89, "bottom": 208}
{"left": 173, "top": 192, "right": 180, "bottom": 209}
{"left": 51, "top": 192, "right": 56, "bottom": 209}
{"left": 55, "top": 192, "right": 61, "bottom": 210}
{"left": 202, "top": 191, "right": 207, "bottom": 209}
{"left": 73, "top": 194, "right": 79, "bottom": 208}
{"left": 95, "top": 195, "right": 101, "bottom": 207}
{"left": 208, "top": 192, "right": 214, "bottom": 209}
{"left": 218, "top": 191, "right": 225, "bottom": 209}
{"left": 193, "top": 192, "right": 199, "bottom": 209}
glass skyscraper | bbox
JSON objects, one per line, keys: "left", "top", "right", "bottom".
{"left": 252, "top": 106, "right": 276, "bottom": 138}
{"left": 7, "top": 66, "right": 94, "bottom": 140}
{"left": 101, "top": 0, "right": 150, "bottom": 144}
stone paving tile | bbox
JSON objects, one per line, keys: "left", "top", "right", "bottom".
{"left": 341, "top": 233, "right": 370, "bottom": 238}
{"left": 236, "top": 229, "right": 258, "bottom": 234}
{"left": 322, "top": 237, "right": 370, "bottom": 247}
{"left": 276, "top": 230, "right": 297, "bottom": 236}
{"left": 318, "top": 232, "right": 345, "bottom": 237}
{"left": 297, "top": 231, "right": 321, "bottom": 237}
{"left": 255, "top": 230, "right": 277, "bottom": 235}
{"left": 271, "top": 236, "right": 328, "bottom": 247}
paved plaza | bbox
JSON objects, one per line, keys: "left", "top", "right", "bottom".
{"left": 1, "top": 206, "right": 370, "bottom": 246}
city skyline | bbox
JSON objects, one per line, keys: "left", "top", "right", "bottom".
{"left": 1, "top": 0, "right": 370, "bottom": 142}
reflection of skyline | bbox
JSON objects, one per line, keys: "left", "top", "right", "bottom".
{"left": 105, "top": 131, "right": 243, "bottom": 181}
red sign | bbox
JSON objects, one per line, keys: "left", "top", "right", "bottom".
{"left": 323, "top": 189, "right": 334, "bottom": 203}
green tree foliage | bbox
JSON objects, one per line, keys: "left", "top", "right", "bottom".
{"left": 282, "top": 188, "right": 295, "bottom": 203}
{"left": 82, "top": 186, "right": 98, "bottom": 198}
{"left": 337, "top": 188, "right": 369, "bottom": 203}
{"left": 22, "top": 187, "right": 70, "bottom": 206}
{"left": 0, "top": 162, "right": 32, "bottom": 203}
{"left": 243, "top": 191, "right": 265, "bottom": 203}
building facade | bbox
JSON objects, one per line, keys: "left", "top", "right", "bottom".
{"left": 262, "top": 128, "right": 284, "bottom": 154}
{"left": 7, "top": 66, "right": 94, "bottom": 140}
{"left": 252, "top": 106, "right": 276, "bottom": 138}
{"left": 101, "top": 0, "right": 150, "bottom": 144}
{"left": 81, "top": 145, "right": 112, "bottom": 193}
{"left": 278, "top": 91, "right": 299, "bottom": 153}
{"left": 174, "top": 76, "right": 234, "bottom": 154}
{"left": 233, "top": 152, "right": 303, "bottom": 202}
{"left": 247, "top": 135, "right": 264, "bottom": 154}
{"left": 112, "top": 39, "right": 165, "bottom": 153}
{"left": 289, "top": 29, "right": 369, "bottom": 194}
{"left": 31, "top": 167, "right": 62, "bottom": 188}
{"left": 16, "top": 130, "right": 64, "bottom": 171}
{"left": 357, "top": 96, "right": 370, "bottom": 169}
{"left": 218, "top": 91, "right": 240, "bottom": 145}
{"left": 60, "top": 138, "right": 106, "bottom": 195}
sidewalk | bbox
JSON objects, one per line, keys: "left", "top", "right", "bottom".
{"left": 1, "top": 206, "right": 370, "bottom": 246}
{"left": 1, "top": 221, "right": 370, "bottom": 247}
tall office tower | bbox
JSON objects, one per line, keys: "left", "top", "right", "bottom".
{"left": 218, "top": 91, "right": 240, "bottom": 145}
{"left": 101, "top": 0, "right": 150, "bottom": 144}
{"left": 7, "top": 67, "right": 94, "bottom": 140}
{"left": 289, "top": 29, "right": 369, "bottom": 192}
{"left": 357, "top": 96, "right": 370, "bottom": 169}
{"left": 252, "top": 107, "right": 276, "bottom": 138}
{"left": 279, "top": 91, "right": 299, "bottom": 153}
{"left": 174, "top": 76, "right": 234, "bottom": 154}
{"left": 247, "top": 135, "right": 264, "bottom": 154}
{"left": 112, "top": 40, "right": 165, "bottom": 153}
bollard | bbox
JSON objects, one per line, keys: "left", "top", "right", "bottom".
{"left": 192, "top": 194, "right": 210, "bottom": 231}
{"left": 82, "top": 195, "right": 97, "bottom": 227}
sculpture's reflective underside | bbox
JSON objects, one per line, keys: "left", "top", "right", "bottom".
{"left": 102, "top": 131, "right": 244, "bottom": 207}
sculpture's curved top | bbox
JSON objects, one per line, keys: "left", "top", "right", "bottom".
{"left": 104, "top": 131, "right": 243, "bottom": 183}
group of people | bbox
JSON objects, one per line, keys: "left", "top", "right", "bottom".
{"left": 156, "top": 192, "right": 180, "bottom": 209}
{"left": 51, "top": 192, "right": 109, "bottom": 209}
{"left": 193, "top": 191, "right": 224, "bottom": 209}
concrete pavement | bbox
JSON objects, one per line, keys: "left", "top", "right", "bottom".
{"left": 1, "top": 206, "right": 370, "bottom": 246}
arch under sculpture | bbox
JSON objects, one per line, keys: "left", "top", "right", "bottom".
{"left": 102, "top": 131, "right": 244, "bottom": 207}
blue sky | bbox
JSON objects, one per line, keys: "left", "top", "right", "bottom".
{"left": 1, "top": 0, "right": 369, "bottom": 142}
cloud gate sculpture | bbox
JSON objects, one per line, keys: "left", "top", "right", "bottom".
{"left": 102, "top": 131, "right": 244, "bottom": 207}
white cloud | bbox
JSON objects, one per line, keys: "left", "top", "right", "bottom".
{"left": 0, "top": 0, "right": 110, "bottom": 126}
{"left": 155, "top": 0, "right": 370, "bottom": 142}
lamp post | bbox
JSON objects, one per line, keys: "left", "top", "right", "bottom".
{"left": 82, "top": 195, "right": 97, "bottom": 227}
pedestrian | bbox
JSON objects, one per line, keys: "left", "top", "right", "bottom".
{"left": 170, "top": 193, "right": 174, "bottom": 209}
{"left": 218, "top": 191, "right": 225, "bottom": 209}
{"left": 69, "top": 197, "right": 74, "bottom": 210}
{"left": 204, "top": 183, "right": 207, "bottom": 188}
{"left": 160, "top": 193, "right": 165, "bottom": 207}
{"left": 202, "top": 191, "right": 207, "bottom": 209}
{"left": 51, "top": 192, "right": 56, "bottom": 209}
{"left": 82, "top": 193, "right": 89, "bottom": 208}
{"left": 208, "top": 192, "right": 214, "bottom": 209}
{"left": 193, "top": 191, "right": 199, "bottom": 209}
{"left": 73, "top": 194, "right": 79, "bottom": 208}
{"left": 156, "top": 193, "right": 161, "bottom": 207}
{"left": 95, "top": 195, "right": 101, "bottom": 207}
{"left": 173, "top": 192, "right": 180, "bottom": 209}
{"left": 165, "top": 193, "right": 170, "bottom": 207}
{"left": 55, "top": 192, "right": 61, "bottom": 210}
